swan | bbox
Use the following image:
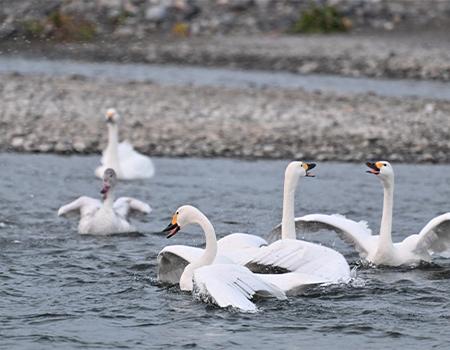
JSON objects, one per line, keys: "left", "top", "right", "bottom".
{"left": 158, "top": 161, "right": 351, "bottom": 287}
{"left": 241, "top": 161, "right": 351, "bottom": 283}
{"left": 295, "top": 161, "right": 450, "bottom": 266}
{"left": 159, "top": 205, "right": 286, "bottom": 312}
{"left": 58, "top": 168, "right": 151, "bottom": 234}
{"left": 95, "top": 108, "right": 155, "bottom": 180}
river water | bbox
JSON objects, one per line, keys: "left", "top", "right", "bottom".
{"left": 1, "top": 154, "right": 449, "bottom": 349}
{"left": 1, "top": 56, "right": 450, "bottom": 100}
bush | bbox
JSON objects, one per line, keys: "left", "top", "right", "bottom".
{"left": 291, "top": 5, "right": 351, "bottom": 34}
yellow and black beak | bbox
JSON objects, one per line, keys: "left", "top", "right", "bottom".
{"left": 303, "top": 162, "right": 316, "bottom": 177}
{"left": 162, "top": 214, "right": 180, "bottom": 238}
{"left": 366, "top": 161, "right": 381, "bottom": 175}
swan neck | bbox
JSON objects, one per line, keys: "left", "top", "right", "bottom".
{"left": 105, "top": 124, "right": 120, "bottom": 169}
{"left": 379, "top": 178, "right": 394, "bottom": 249}
{"left": 192, "top": 214, "right": 217, "bottom": 268}
{"left": 103, "top": 188, "right": 115, "bottom": 208}
{"left": 281, "top": 169, "right": 299, "bottom": 240}
{"left": 180, "top": 212, "right": 217, "bottom": 290}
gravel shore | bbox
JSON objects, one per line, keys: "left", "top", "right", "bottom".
{"left": 2, "top": 31, "right": 450, "bottom": 82}
{"left": 1, "top": 73, "right": 449, "bottom": 162}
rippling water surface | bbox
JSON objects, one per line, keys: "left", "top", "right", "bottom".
{"left": 1, "top": 154, "right": 449, "bottom": 349}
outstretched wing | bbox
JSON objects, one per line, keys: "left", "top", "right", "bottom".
{"left": 245, "top": 239, "right": 350, "bottom": 282}
{"left": 114, "top": 197, "right": 151, "bottom": 220}
{"left": 118, "top": 141, "right": 155, "bottom": 179}
{"left": 268, "top": 214, "right": 376, "bottom": 258}
{"left": 157, "top": 245, "right": 204, "bottom": 284}
{"left": 413, "top": 213, "right": 450, "bottom": 255}
{"left": 57, "top": 196, "right": 100, "bottom": 219}
{"left": 193, "top": 264, "right": 286, "bottom": 313}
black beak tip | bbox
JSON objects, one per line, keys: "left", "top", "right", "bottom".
{"left": 307, "top": 163, "right": 316, "bottom": 170}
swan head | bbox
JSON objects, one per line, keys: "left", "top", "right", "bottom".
{"left": 100, "top": 168, "right": 117, "bottom": 199}
{"left": 162, "top": 205, "right": 201, "bottom": 238}
{"left": 105, "top": 108, "right": 120, "bottom": 124}
{"left": 366, "top": 161, "right": 394, "bottom": 183}
{"left": 285, "top": 161, "right": 316, "bottom": 179}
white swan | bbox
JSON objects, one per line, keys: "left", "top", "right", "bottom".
{"left": 95, "top": 108, "right": 155, "bottom": 180}
{"left": 158, "top": 162, "right": 351, "bottom": 288}
{"left": 58, "top": 168, "right": 151, "bottom": 234}
{"left": 159, "top": 205, "right": 286, "bottom": 312}
{"left": 296, "top": 161, "right": 450, "bottom": 266}
{"left": 242, "top": 162, "right": 351, "bottom": 283}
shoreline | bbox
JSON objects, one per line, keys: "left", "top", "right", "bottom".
{"left": 1, "top": 73, "right": 449, "bottom": 163}
{"left": 1, "top": 30, "right": 450, "bottom": 82}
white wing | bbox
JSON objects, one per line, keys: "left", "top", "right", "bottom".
{"left": 117, "top": 141, "right": 155, "bottom": 179}
{"left": 257, "top": 272, "right": 332, "bottom": 295}
{"left": 57, "top": 196, "right": 100, "bottom": 219}
{"left": 270, "top": 214, "right": 377, "bottom": 258}
{"left": 113, "top": 197, "right": 151, "bottom": 220}
{"left": 193, "top": 264, "right": 286, "bottom": 313}
{"left": 217, "top": 233, "right": 268, "bottom": 265}
{"left": 245, "top": 239, "right": 351, "bottom": 282}
{"left": 218, "top": 233, "right": 267, "bottom": 251}
{"left": 413, "top": 213, "right": 450, "bottom": 255}
{"left": 157, "top": 245, "right": 233, "bottom": 284}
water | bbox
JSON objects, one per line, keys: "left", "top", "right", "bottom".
{"left": 1, "top": 154, "right": 449, "bottom": 349}
{"left": 1, "top": 56, "right": 450, "bottom": 100}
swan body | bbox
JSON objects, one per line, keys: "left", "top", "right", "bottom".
{"left": 58, "top": 169, "right": 151, "bottom": 235}
{"left": 157, "top": 232, "right": 267, "bottom": 284}
{"left": 159, "top": 206, "right": 286, "bottom": 312}
{"left": 245, "top": 162, "right": 351, "bottom": 283}
{"left": 95, "top": 108, "right": 154, "bottom": 180}
{"left": 295, "top": 161, "right": 450, "bottom": 266}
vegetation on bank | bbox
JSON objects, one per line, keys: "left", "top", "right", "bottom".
{"left": 22, "top": 10, "right": 96, "bottom": 42}
{"left": 291, "top": 5, "right": 351, "bottom": 34}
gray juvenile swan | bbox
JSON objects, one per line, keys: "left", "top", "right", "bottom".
{"left": 58, "top": 168, "right": 151, "bottom": 234}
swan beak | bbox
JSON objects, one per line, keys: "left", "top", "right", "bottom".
{"left": 366, "top": 162, "right": 380, "bottom": 175}
{"left": 105, "top": 110, "right": 115, "bottom": 123}
{"left": 100, "top": 184, "right": 110, "bottom": 199}
{"left": 303, "top": 162, "right": 316, "bottom": 177}
{"left": 163, "top": 222, "right": 181, "bottom": 238}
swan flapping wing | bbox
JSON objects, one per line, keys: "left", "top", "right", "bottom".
{"left": 216, "top": 233, "right": 268, "bottom": 264}
{"left": 157, "top": 245, "right": 204, "bottom": 284}
{"left": 193, "top": 264, "right": 286, "bottom": 312}
{"left": 57, "top": 196, "right": 101, "bottom": 219}
{"left": 257, "top": 272, "right": 331, "bottom": 295}
{"left": 157, "top": 245, "right": 233, "bottom": 284}
{"left": 113, "top": 197, "right": 151, "bottom": 220}
{"left": 245, "top": 239, "right": 351, "bottom": 281}
{"left": 217, "top": 233, "right": 267, "bottom": 251}
{"left": 269, "top": 214, "right": 375, "bottom": 258}
{"left": 414, "top": 213, "right": 450, "bottom": 255}
{"left": 117, "top": 141, "right": 155, "bottom": 179}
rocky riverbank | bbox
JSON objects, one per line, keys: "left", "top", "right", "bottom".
{"left": 1, "top": 73, "right": 449, "bottom": 162}
{"left": 1, "top": 1, "right": 450, "bottom": 81}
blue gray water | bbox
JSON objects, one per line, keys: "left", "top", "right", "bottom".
{"left": 1, "top": 154, "right": 449, "bottom": 349}
{"left": 1, "top": 56, "right": 450, "bottom": 100}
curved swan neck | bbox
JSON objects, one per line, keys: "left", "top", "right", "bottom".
{"left": 192, "top": 213, "right": 217, "bottom": 268}
{"left": 378, "top": 177, "right": 394, "bottom": 249}
{"left": 281, "top": 168, "right": 300, "bottom": 240}
{"left": 180, "top": 211, "right": 217, "bottom": 291}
